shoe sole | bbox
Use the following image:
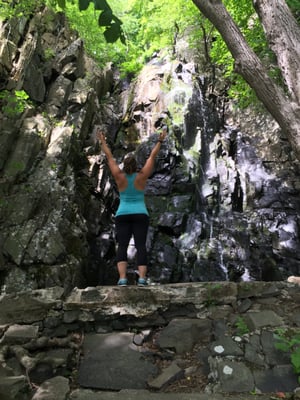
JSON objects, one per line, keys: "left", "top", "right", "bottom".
{"left": 118, "top": 279, "right": 128, "bottom": 287}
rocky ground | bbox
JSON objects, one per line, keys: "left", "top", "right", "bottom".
{"left": 1, "top": 282, "right": 300, "bottom": 400}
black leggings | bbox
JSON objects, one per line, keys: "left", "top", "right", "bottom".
{"left": 115, "top": 214, "right": 149, "bottom": 265}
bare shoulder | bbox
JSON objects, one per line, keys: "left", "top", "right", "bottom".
{"left": 116, "top": 171, "right": 128, "bottom": 191}
{"left": 134, "top": 170, "right": 147, "bottom": 190}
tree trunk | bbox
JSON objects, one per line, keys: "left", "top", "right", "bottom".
{"left": 192, "top": 0, "right": 300, "bottom": 160}
{"left": 253, "top": 0, "right": 300, "bottom": 104}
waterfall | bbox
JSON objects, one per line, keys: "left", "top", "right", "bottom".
{"left": 217, "top": 240, "right": 228, "bottom": 280}
{"left": 98, "top": 56, "right": 300, "bottom": 285}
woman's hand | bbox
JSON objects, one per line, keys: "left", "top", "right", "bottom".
{"left": 96, "top": 128, "right": 106, "bottom": 143}
{"left": 96, "top": 128, "right": 111, "bottom": 156}
{"left": 158, "top": 126, "right": 168, "bottom": 142}
{"left": 97, "top": 130, "right": 112, "bottom": 153}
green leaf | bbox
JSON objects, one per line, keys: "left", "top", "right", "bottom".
{"left": 274, "top": 341, "right": 290, "bottom": 352}
{"left": 93, "top": 0, "right": 110, "bottom": 11}
{"left": 104, "top": 23, "right": 121, "bottom": 43}
{"left": 15, "top": 90, "right": 29, "bottom": 100}
{"left": 291, "top": 349, "right": 300, "bottom": 374}
{"left": 79, "top": 0, "right": 90, "bottom": 11}
{"left": 112, "top": 14, "right": 123, "bottom": 25}
{"left": 98, "top": 9, "right": 113, "bottom": 26}
{"left": 57, "top": 0, "right": 66, "bottom": 8}
{"left": 120, "top": 32, "right": 126, "bottom": 45}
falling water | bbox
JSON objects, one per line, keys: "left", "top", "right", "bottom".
{"left": 241, "top": 268, "right": 251, "bottom": 282}
{"left": 217, "top": 240, "right": 229, "bottom": 280}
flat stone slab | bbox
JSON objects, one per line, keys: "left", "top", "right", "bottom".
{"left": 0, "top": 376, "right": 27, "bottom": 399}
{"left": 210, "top": 359, "right": 255, "bottom": 392}
{"left": 157, "top": 318, "right": 211, "bottom": 354}
{"left": 245, "top": 310, "right": 283, "bottom": 330}
{"left": 31, "top": 376, "right": 69, "bottom": 400}
{"left": 69, "top": 389, "right": 276, "bottom": 400}
{"left": 253, "top": 364, "right": 299, "bottom": 392}
{"left": 78, "top": 332, "right": 158, "bottom": 390}
{"left": 211, "top": 336, "right": 244, "bottom": 357}
{"left": 1, "top": 324, "right": 39, "bottom": 344}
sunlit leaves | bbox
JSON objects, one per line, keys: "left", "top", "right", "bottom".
{"left": 0, "top": 90, "right": 31, "bottom": 117}
{"left": 64, "top": 0, "right": 124, "bottom": 67}
{"left": 0, "top": 0, "right": 45, "bottom": 19}
{"left": 51, "top": 0, "right": 123, "bottom": 42}
{"left": 209, "top": 0, "right": 277, "bottom": 107}
{"left": 65, "top": 0, "right": 203, "bottom": 75}
{"left": 121, "top": 0, "right": 202, "bottom": 71}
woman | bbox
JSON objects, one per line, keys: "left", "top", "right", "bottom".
{"left": 97, "top": 126, "right": 168, "bottom": 286}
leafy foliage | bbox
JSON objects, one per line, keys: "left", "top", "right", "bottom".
{"left": 208, "top": 0, "right": 300, "bottom": 108}
{"left": 63, "top": 0, "right": 125, "bottom": 43}
{"left": 0, "top": 90, "right": 32, "bottom": 117}
{"left": 208, "top": 0, "right": 271, "bottom": 107}
{"left": 62, "top": 1, "right": 125, "bottom": 68}
{"left": 0, "top": 0, "right": 45, "bottom": 18}
{"left": 286, "top": 0, "right": 300, "bottom": 22}
{"left": 64, "top": 0, "right": 293, "bottom": 106}
{"left": 274, "top": 328, "right": 300, "bottom": 383}
{"left": 1, "top": 0, "right": 298, "bottom": 108}
{"left": 235, "top": 316, "right": 250, "bottom": 336}
{"left": 64, "top": 0, "right": 203, "bottom": 75}
{"left": 0, "top": 0, "right": 124, "bottom": 43}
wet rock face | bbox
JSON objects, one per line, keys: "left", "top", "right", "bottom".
{"left": 1, "top": 7, "right": 300, "bottom": 293}
{"left": 121, "top": 61, "right": 300, "bottom": 284}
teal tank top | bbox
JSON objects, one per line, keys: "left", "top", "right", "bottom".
{"left": 116, "top": 173, "right": 149, "bottom": 217}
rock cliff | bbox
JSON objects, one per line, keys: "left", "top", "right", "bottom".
{"left": 1, "top": 6, "right": 300, "bottom": 293}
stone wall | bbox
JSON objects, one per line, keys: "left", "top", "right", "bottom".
{"left": 1, "top": 281, "right": 300, "bottom": 399}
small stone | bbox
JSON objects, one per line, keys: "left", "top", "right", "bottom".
{"left": 223, "top": 365, "right": 233, "bottom": 375}
{"left": 148, "top": 362, "right": 183, "bottom": 390}
{"left": 233, "top": 336, "right": 242, "bottom": 342}
{"left": 214, "top": 345, "right": 225, "bottom": 353}
{"left": 133, "top": 333, "right": 144, "bottom": 346}
{"left": 294, "top": 387, "right": 300, "bottom": 399}
{"left": 185, "top": 366, "right": 198, "bottom": 376}
{"left": 1, "top": 324, "right": 39, "bottom": 344}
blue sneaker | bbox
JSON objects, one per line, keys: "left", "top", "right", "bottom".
{"left": 117, "top": 278, "right": 128, "bottom": 286}
{"left": 137, "top": 278, "right": 148, "bottom": 287}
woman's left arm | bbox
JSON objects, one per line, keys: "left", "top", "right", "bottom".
{"left": 139, "top": 127, "right": 167, "bottom": 179}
